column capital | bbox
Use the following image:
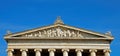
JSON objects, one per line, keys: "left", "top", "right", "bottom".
{"left": 7, "top": 48, "right": 14, "bottom": 52}
{"left": 48, "top": 48, "right": 56, "bottom": 52}
{"left": 89, "top": 49, "right": 97, "bottom": 52}
{"left": 34, "top": 49, "right": 42, "bottom": 52}
{"left": 75, "top": 49, "right": 83, "bottom": 52}
{"left": 20, "top": 49, "right": 28, "bottom": 52}
{"left": 62, "top": 49, "right": 69, "bottom": 52}
{"left": 104, "top": 49, "right": 111, "bottom": 53}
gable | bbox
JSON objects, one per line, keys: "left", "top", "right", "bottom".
{"left": 4, "top": 17, "right": 113, "bottom": 40}
{"left": 12, "top": 25, "right": 100, "bottom": 38}
{"left": 4, "top": 24, "right": 113, "bottom": 39}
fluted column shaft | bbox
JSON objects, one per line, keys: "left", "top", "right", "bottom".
{"left": 34, "top": 49, "right": 42, "bottom": 56}
{"left": 75, "top": 49, "right": 83, "bottom": 56}
{"left": 89, "top": 49, "right": 97, "bottom": 56}
{"left": 62, "top": 49, "right": 69, "bottom": 56}
{"left": 20, "top": 49, "right": 28, "bottom": 56}
{"left": 48, "top": 49, "right": 56, "bottom": 56}
{"left": 7, "top": 49, "right": 14, "bottom": 56}
{"left": 104, "top": 49, "right": 111, "bottom": 56}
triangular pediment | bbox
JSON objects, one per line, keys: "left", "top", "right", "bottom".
{"left": 5, "top": 17, "right": 113, "bottom": 40}
{"left": 5, "top": 24, "right": 113, "bottom": 39}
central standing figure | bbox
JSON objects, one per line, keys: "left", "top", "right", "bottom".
{"left": 56, "top": 27, "right": 63, "bottom": 37}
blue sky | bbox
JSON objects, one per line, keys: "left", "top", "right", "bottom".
{"left": 0, "top": 0, "right": 120, "bottom": 56}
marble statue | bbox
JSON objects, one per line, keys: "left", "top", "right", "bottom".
{"left": 23, "top": 27, "right": 85, "bottom": 38}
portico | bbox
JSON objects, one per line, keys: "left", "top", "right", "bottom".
{"left": 7, "top": 48, "right": 111, "bottom": 56}
{"left": 4, "top": 17, "right": 113, "bottom": 56}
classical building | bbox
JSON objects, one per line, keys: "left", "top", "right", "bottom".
{"left": 4, "top": 17, "right": 114, "bottom": 56}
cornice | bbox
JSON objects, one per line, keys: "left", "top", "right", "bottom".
{"left": 4, "top": 36, "right": 113, "bottom": 41}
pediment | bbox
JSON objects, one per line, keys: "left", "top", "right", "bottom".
{"left": 5, "top": 24, "right": 113, "bottom": 39}
{"left": 5, "top": 17, "right": 113, "bottom": 40}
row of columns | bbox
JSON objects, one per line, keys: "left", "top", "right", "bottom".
{"left": 7, "top": 48, "right": 111, "bottom": 56}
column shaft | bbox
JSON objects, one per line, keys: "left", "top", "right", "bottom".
{"left": 22, "top": 51, "right": 27, "bottom": 56}
{"left": 36, "top": 51, "right": 41, "bottom": 56}
{"left": 91, "top": 52, "right": 96, "bottom": 56}
{"left": 50, "top": 51, "right": 54, "bottom": 56}
{"left": 105, "top": 52, "right": 110, "bottom": 56}
{"left": 77, "top": 51, "right": 82, "bottom": 56}
{"left": 7, "top": 49, "right": 14, "bottom": 56}
{"left": 89, "top": 49, "right": 97, "bottom": 56}
{"left": 48, "top": 49, "right": 56, "bottom": 56}
{"left": 104, "top": 49, "right": 111, "bottom": 56}
{"left": 64, "top": 51, "right": 68, "bottom": 56}
{"left": 62, "top": 49, "right": 69, "bottom": 56}
{"left": 20, "top": 49, "right": 28, "bottom": 56}
{"left": 8, "top": 51, "right": 13, "bottom": 56}
{"left": 34, "top": 49, "right": 42, "bottom": 56}
{"left": 76, "top": 49, "right": 83, "bottom": 56}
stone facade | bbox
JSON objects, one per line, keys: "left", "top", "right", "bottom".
{"left": 4, "top": 17, "right": 113, "bottom": 56}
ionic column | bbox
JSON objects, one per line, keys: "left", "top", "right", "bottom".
{"left": 89, "top": 49, "right": 97, "bottom": 56}
{"left": 34, "top": 49, "right": 42, "bottom": 56}
{"left": 75, "top": 49, "right": 83, "bottom": 56}
{"left": 20, "top": 49, "right": 28, "bottom": 56}
{"left": 7, "top": 48, "right": 14, "bottom": 56}
{"left": 62, "top": 49, "right": 69, "bottom": 56}
{"left": 48, "top": 49, "right": 56, "bottom": 56}
{"left": 104, "top": 49, "right": 111, "bottom": 56}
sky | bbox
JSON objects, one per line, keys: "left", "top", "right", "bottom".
{"left": 0, "top": 0, "right": 120, "bottom": 56}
